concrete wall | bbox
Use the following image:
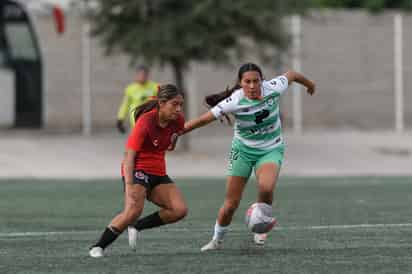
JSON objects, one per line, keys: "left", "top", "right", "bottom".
{"left": 0, "top": 69, "right": 14, "bottom": 127}
{"left": 300, "top": 11, "right": 400, "bottom": 130}
{"left": 31, "top": 10, "right": 412, "bottom": 132}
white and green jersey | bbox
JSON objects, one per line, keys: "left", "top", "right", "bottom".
{"left": 211, "top": 75, "right": 289, "bottom": 153}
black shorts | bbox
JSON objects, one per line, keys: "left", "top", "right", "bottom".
{"left": 122, "top": 170, "right": 174, "bottom": 191}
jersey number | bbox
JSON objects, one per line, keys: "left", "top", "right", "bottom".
{"left": 254, "top": 109, "right": 270, "bottom": 124}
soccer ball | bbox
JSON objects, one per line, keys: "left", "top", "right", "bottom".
{"left": 245, "top": 203, "right": 277, "bottom": 234}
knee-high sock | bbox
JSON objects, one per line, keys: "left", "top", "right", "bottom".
{"left": 133, "top": 211, "right": 165, "bottom": 231}
{"left": 93, "top": 226, "right": 121, "bottom": 249}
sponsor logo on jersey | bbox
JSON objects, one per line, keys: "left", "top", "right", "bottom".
{"left": 249, "top": 124, "right": 276, "bottom": 135}
{"left": 270, "top": 80, "right": 277, "bottom": 86}
{"left": 153, "top": 139, "right": 159, "bottom": 146}
{"left": 135, "top": 171, "right": 149, "bottom": 184}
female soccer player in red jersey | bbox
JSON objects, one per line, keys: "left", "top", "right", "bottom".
{"left": 90, "top": 84, "right": 187, "bottom": 258}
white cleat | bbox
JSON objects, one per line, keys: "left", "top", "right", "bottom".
{"left": 201, "top": 239, "right": 222, "bottom": 252}
{"left": 254, "top": 233, "right": 267, "bottom": 246}
{"left": 128, "top": 226, "right": 140, "bottom": 250}
{"left": 89, "top": 246, "right": 104, "bottom": 258}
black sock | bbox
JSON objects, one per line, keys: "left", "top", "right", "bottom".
{"left": 133, "top": 211, "right": 165, "bottom": 231}
{"left": 93, "top": 226, "right": 121, "bottom": 249}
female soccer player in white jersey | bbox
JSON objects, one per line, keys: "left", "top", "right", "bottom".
{"left": 183, "top": 63, "right": 315, "bottom": 251}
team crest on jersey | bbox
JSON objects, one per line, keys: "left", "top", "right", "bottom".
{"left": 266, "top": 97, "right": 279, "bottom": 107}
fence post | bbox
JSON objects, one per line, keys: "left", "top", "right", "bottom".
{"left": 81, "top": 16, "right": 92, "bottom": 136}
{"left": 187, "top": 65, "right": 198, "bottom": 120}
{"left": 291, "top": 14, "right": 302, "bottom": 134}
{"left": 394, "top": 13, "right": 404, "bottom": 133}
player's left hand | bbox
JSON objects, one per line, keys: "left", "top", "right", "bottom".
{"left": 167, "top": 133, "right": 179, "bottom": 151}
{"left": 306, "top": 81, "right": 316, "bottom": 96}
{"left": 116, "top": 120, "right": 126, "bottom": 134}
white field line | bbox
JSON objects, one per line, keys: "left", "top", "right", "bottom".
{"left": 280, "top": 223, "right": 412, "bottom": 230}
{"left": 1, "top": 223, "right": 412, "bottom": 238}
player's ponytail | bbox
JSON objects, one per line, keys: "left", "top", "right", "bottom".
{"left": 204, "top": 85, "right": 240, "bottom": 125}
{"left": 204, "top": 63, "right": 263, "bottom": 124}
{"left": 133, "top": 99, "right": 158, "bottom": 123}
{"left": 204, "top": 63, "right": 263, "bottom": 108}
{"left": 204, "top": 84, "right": 240, "bottom": 108}
{"left": 133, "top": 84, "right": 184, "bottom": 122}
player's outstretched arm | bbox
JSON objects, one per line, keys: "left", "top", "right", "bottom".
{"left": 284, "top": 71, "right": 316, "bottom": 96}
{"left": 183, "top": 111, "right": 216, "bottom": 135}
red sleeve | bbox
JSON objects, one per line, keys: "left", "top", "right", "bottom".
{"left": 126, "top": 118, "right": 147, "bottom": 151}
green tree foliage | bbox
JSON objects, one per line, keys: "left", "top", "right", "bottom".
{"left": 89, "top": 0, "right": 309, "bottom": 148}
{"left": 89, "top": 0, "right": 309, "bottom": 88}
{"left": 312, "top": 0, "right": 412, "bottom": 12}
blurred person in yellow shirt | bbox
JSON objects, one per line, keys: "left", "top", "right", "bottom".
{"left": 116, "top": 65, "right": 159, "bottom": 133}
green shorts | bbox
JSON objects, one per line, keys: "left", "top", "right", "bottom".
{"left": 227, "top": 142, "right": 285, "bottom": 179}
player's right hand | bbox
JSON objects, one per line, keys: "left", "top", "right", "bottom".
{"left": 116, "top": 120, "right": 126, "bottom": 134}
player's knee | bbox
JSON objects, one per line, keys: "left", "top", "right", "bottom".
{"left": 172, "top": 204, "right": 188, "bottom": 221}
{"left": 258, "top": 179, "right": 275, "bottom": 194}
{"left": 176, "top": 205, "right": 189, "bottom": 220}
{"left": 259, "top": 185, "right": 273, "bottom": 195}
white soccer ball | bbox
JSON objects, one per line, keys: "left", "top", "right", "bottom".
{"left": 245, "top": 203, "right": 277, "bottom": 234}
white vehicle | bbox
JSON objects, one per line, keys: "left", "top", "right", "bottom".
{"left": 0, "top": 0, "right": 64, "bottom": 127}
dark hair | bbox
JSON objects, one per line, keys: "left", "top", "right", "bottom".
{"left": 204, "top": 63, "right": 263, "bottom": 108}
{"left": 133, "top": 84, "right": 184, "bottom": 122}
{"left": 136, "top": 64, "right": 149, "bottom": 73}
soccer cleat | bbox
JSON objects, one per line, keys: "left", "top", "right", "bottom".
{"left": 254, "top": 233, "right": 267, "bottom": 245}
{"left": 200, "top": 239, "right": 222, "bottom": 252}
{"left": 89, "top": 246, "right": 104, "bottom": 258}
{"left": 128, "top": 226, "right": 140, "bottom": 250}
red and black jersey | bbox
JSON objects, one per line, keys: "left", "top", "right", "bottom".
{"left": 123, "top": 108, "right": 184, "bottom": 176}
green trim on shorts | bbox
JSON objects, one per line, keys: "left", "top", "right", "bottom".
{"left": 226, "top": 140, "right": 284, "bottom": 179}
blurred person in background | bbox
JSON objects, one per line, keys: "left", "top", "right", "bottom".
{"left": 116, "top": 65, "right": 159, "bottom": 133}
